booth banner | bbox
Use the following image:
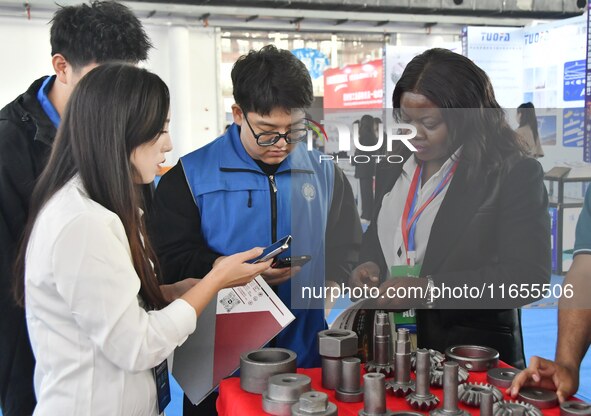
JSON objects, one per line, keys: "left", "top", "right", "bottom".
{"left": 323, "top": 59, "right": 383, "bottom": 109}
{"left": 465, "top": 26, "right": 524, "bottom": 108}
{"left": 292, "top": 48, "right": 330, "bottom": 80}
{"left": 584, "top": 0, "right": 591, "bottom": 161}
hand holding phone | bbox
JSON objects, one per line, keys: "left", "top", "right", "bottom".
{"left": 272, "top": 255, "right": 312, "bottom": 269}
{"left": 247, "top": 235, "right": 292, "bottom": 264}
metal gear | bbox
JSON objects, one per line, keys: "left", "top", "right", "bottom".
{"left": 411, "top": 349, "right": 445, "bottom": 371}
{"left": 492, "top": 400, "right": 543, "bottom": 416}
{"left": 430, "top": 364, "right": 469, "bottom": 387}
{"left": 458, "top": 383, "right": 503, "bottom": 407}
{"left": 365, "top": 361, "right": 395, "bottom": 377}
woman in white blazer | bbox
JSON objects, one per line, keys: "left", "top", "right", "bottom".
{"left": 14, "top": 63, "right": 271, "bottom": 416}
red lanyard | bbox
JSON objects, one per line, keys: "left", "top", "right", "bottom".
{"left": 401, "top": 160, "right": 459, "bottom": 265}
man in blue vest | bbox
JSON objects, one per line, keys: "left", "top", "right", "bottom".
{"left": 148, "top": 45, "right": 362, "bottom": 415}
{"left": 0, "top": 3, "right": 152, "bottom": 414}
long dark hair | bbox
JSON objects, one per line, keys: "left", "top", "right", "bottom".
{"left": 517, "top": 102, "right": 540, "bottom": 144}
{"left": 14, "top": 63, "right": 169, "bottom": 309}
{"left": 392, "top": 48, "right": 524, "bottom": 178}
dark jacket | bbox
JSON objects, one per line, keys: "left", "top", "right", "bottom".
{"left": 362, "top": 150, "right": 551, "bottom": 369}
{"left": 353, "top": 131, "right": 379, "bottom": 179}
{"left": 0, "top": 77, "right": 55, "bottom": 414}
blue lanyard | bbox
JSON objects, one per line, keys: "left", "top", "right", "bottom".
{"left": 403, "top": 161, "right": 459, "bottom": 259}
{"left": 36, "top": 76, "right": 61, "bottom": 128}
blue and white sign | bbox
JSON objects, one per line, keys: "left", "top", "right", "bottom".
{"left": 563, "top": 108, "right": 585, "bottom": 147}
{"left": 291, "top": 48, "right": 329, "bottom": 80}
{"left": 564, "top": 60, "right": 586, "bottom": 102}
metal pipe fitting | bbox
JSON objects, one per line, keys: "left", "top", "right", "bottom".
{"left": 318, "top": 329, "right": 358, "bottom": 390}
{"left": 240, "top": 348, "right": 297, "bottom": 394}
{"left": 406, "top": 349, "right": 439, "bottom": 410}
{"left": 445, "top": 345, "right": 499, "bottom": 372}
{"left": 517, "top": 387, "right": 559, "bottom": 409}
{"left": 359, "top": 372, "right": 394, "bottom": 416}
{"left": 480, "top": 391, "right": 494, "bottom": 416}
{"left": 263, "top": 373, "right": 312, "bottom": 416}
{"left": 486, "top": 367, "right": 521, "bottom": 389}
{"left": 561, "top": 401, "right": 591, "bottom": 416}
{"left": 430, "top": 361, "right": 470, "bottom": 416}
{"left": 386, "top": 335, "right": 415, "bottom": 397}
{"left": 335, "top": 357, "right": 363, "bottom": 403}
{"left": 365, "top": 313, "right": 395, "bottom": 376}
{"left": 291, "top": 391, "right": 338, "bottom": 416}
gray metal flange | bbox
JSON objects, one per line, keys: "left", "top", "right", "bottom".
{"left": 291, "top": 391, "right": 338, "bottom": 416}
{"left": 561, "top": 401, "right": 591, "bottom": 416}
{"left": 263, "top": 373, "right": 312, "bottom": 416}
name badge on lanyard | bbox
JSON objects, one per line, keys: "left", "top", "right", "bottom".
{"left": 153, "top": 360, "right": 171, "bottom": 414}
{"left": 401, "top": 161, "right": 458, "bottom": 266}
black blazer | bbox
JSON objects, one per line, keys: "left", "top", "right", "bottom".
{"left": 362, "top": 151, "right": 551, "bottom": 369}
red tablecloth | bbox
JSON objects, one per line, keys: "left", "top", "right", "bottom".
{"left": 217, "top": 362, "right": 565, "bottom": 415}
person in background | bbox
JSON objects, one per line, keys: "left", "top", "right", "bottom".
{"left": 350, "top": 48, "right": 550, "bottom": 368}
{"left": 516, "top": 102, "right": 544, "bottom": 158}
{"left": 509, "top": 186, "right": 591, "bottom": 402}
{"left": 0, "top": 3, "right": 152, "bottom": 414}
{"left": 148, "top": 45, "right": 361, "bottom": 415}
{"left": 13, "top": 63, "right": 270, "bottom": 416}
{"left": 354, "top": 114, "right": 379, "bottom": 222}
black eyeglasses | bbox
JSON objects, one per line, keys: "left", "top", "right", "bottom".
{"left": 243, "top": 112, "right": 311, "bottom": 147}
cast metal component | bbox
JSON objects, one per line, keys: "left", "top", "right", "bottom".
{"left": 263, "top": 373, "right": 312, "bottom": 416}
{"left": 335, "top": 357, "right": 364, "bottom": 403}
{"left": 517, "top": 387, "right": 559, "bottom": 409}
{"left": 430, "top": 364, "right": 469, "bottom": 387}
{"left": 391, "top": 413, "right": 425, "bottom": 416}
{"left": 240, "top": 348, "right": 297, "bottom": 394}
{"left": 457, "top": 382, "right": 503, "bottom": 407}
{"left": 359, "top": 372, "right": 395, "bottom": 416}
{"left": 561, "top": 401, "right": 591, "bottom": 416}
{"left": 291, "top": 391, "right": 338, "bottom": 416}
{"left": 430, "top": 361, "right": 470, "bottom": 416}
{"left": 318, "top": 329, "right": 358, "bottom": 390}
{"left": 386, "top": 333, "right": 415, "bottom": 397}
{"left": 445, "top": 345, "right": 499, "bottom": 372}
{"left": 406, "top": 349, "right": 440, "bottom": 411}
{"left": 492, "top": 400, "right": 543, "bottom": 416}
{"left": 365, "top": 313, "right": 395, "bottom": 377}
{"left": 487, "top": 367, "right": 521, "bottom": 389}
{"left": 481, "top": 391, "right": 494, "bottom": 416}
{"left": 411, "top": 349, "right": 445, "bottom": 371}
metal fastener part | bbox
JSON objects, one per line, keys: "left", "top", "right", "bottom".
{"left": 391, "top": 413, "right": 425, "bottom": 416}
{"left": 458, "top": 382, "right": 503, "bottom": 407}
{"left": 445, "top": 345, "right": 499, "bottom": 372}
{"left": 386, "top": 333, "right": 415, "bottom": 397}
{"left": 430, "top": 364, "right": 469, "bottom": 387}
{"left": 263, "top": 373, "right": 312, "bottom": 416}
{"left": 406, "top": 349, "right": 440, "bottom": 411}
{"left": 561, "top": 401, "right": 591, "bottom": 416}
{"left": 335, "top": 357, "right": 363, "bottom": 403}
{"left": 318, "top": 329, "right": 358, "bottom": 390}
{"left": 487, "top": 367, "right": 521, "bottom": 389}
{"left": 430, "top": 362, "right": 470, "bottom": 416}
{"left": 517, "top": 387, "right": 559, "bottom": 409}
{"left": 359, "top": 372, "right": 394, "bottom": 416}
{"left": 481, "top": 391, "right": 494, "bottom": 416}
{"left": 291, "top": 391, "right": 338, "bottom": 416}
{"left": 411, "top": 349, "right": 445, "bottom": 371}
{"left": 240, "top": 348, "right": 297, "bottom": 394}
{"left": 365, "top": 313, "right": 395, "bottom": 377}
{"left": 492, "top": 400, "right": 543, "bottom": 416}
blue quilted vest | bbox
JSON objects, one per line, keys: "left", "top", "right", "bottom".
{"left": 181, "top": 124, "right": 334, "bottom": 367}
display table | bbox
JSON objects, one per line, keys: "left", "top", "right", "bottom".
{"left": 217, "top": 362, "right": 565, "bottom": 415}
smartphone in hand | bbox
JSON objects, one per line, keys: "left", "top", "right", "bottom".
{"left": 247, "top": 235, "right": 292, "bottom": 264}
{"left": 271, "top": 255, "right": 312, "bottom": 269}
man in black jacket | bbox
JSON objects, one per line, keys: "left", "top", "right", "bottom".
{"left": 0, "top": 3, "right": 152, "bottom": 414}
